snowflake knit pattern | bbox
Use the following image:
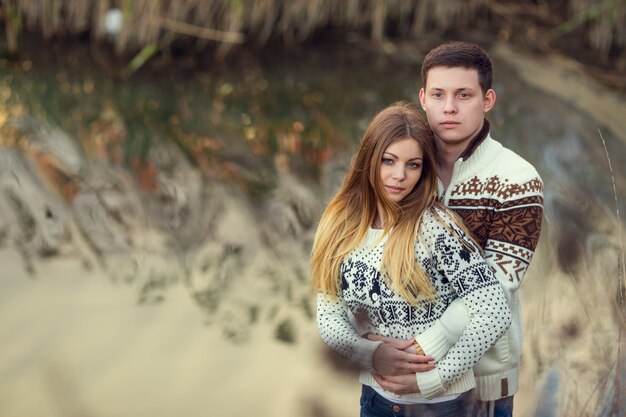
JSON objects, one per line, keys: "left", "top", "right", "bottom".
{"left": 316, "top": 207, "right": 511, "bottom": 400}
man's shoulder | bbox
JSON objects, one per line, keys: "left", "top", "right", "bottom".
{"left": 451, "top": 137, "right": 544, "bottom": 203}
{"left": 483, "top": 137, "right": 542, "bottom": 184}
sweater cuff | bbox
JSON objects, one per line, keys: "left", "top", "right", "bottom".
{"left": 414, "top": 321, "right": 453, "bottom": 362}
{"left": 416, "top": 367, "right": 445, "bottom": 399}
{"left": 415, "top": 298, "right": 470, "bottom": 361}
{"left": 351, "top": 338, "right": 383, "bottom": 371}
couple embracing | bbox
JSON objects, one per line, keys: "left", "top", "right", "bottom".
{"left": 312, "top": 41, "right": 544, "bottom": 417}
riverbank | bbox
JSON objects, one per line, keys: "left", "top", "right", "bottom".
{"left": 492, "top": 42, "right": 626, "bottom": 147}
{"left": 1, "top": 31, "right": 625, "bottom": 417}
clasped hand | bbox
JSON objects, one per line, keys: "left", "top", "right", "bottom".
{"left": 369, "top": 334, "right": 435, "bottom": 395}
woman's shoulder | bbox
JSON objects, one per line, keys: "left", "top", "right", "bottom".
{"left": 421, "top": 204, "right": 459, "bottom": 230}
{"left": 419, "top": 205, "right": 471, "bottom": 247}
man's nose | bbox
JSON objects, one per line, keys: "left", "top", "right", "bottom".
{"left": 443, "top": 97, "right": 457, "bottom": 114}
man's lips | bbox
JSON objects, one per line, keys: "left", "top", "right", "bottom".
{"left": 440, "top": 121, "right": 460, "bottom": 128}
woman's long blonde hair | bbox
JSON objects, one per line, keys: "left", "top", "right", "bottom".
{"left": 311, "top": 102, "right": 445, "bottom": 304}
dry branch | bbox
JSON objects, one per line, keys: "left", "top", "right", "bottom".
{"left": 159, "top": 17, "right": 245, "bottom": 44}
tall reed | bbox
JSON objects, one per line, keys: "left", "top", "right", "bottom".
{"left": 597, "top": 128, "right": 626, "bottom": 416}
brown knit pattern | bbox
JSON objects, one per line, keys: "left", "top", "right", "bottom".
{"left": 444, "top": 174, "right": 543, "bottom": 287}
{"left": 451, "top": 204, "right": 542, "bottom": 251}
{"left": 484, "top": 242, "right": 534, "bottom": 283}
{"left": 450, "top": 176, "right": 543, "bottom": 200}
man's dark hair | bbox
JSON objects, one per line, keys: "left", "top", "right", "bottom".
{"left": 421, "top": 41, "right": 493, "bottom": 95}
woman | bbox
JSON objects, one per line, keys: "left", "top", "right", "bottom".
{"left": 311, "top": 102, "right": 511, "bottom": 416}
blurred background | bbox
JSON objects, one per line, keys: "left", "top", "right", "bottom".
{"left": 0, "top": 1, "right": 625, "bottom": 416}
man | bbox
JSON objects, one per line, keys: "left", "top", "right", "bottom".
{"left": 371, "top": 41, "right": 544, "bottom": 416}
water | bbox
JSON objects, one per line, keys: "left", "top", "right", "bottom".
{"left": 0, "top": 38, "right": 624, "bottom": 416}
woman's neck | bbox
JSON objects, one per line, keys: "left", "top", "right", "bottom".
{"left": 373, "top": 205, "right": 385, "bottom": 229}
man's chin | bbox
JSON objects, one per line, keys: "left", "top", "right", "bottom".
{"left": 435, "top": 134, "right": 467, "bottom": 145}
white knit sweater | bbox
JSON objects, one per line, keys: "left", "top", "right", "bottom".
{"left": 316, "top": 207, "right": 512, "bottom": 400}
{"left": 415, "top": 127, "right": 544, "bottom": 401}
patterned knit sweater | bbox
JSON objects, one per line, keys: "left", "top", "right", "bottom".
{"left": 414, "top": 121, "right": 544, "bottom": 401}
{"left": 316, "top": 207, "right": 512, "bottom": 400}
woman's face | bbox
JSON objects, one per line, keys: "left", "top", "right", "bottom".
{"left": 378, "top": 137, "right": 423, "bottom": 203}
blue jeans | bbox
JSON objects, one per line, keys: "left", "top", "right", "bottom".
{"left": 472, "top": 397, "right": 514, "bottom": 417}
{"left": 359, "top": 385, "right": 476, "bottom": 417}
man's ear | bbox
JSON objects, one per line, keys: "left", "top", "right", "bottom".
{"left": 419, "top": 88, "right": 426, "bottom": 110}
{"left": 483, "top": 89, "right": 496, "bottom": 112}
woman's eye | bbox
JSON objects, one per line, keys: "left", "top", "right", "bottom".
{"left": 408, "top": 162, "right": 421, "bottom": 169}
{"left": 382, "top": 158, "right": 393, "bottom": 165}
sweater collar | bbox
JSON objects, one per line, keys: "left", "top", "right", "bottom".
{"left": 364, "top": 227, "right": 387, "bottom": 246}
{"left": 458, "top": 119, "right": 490, "bottom": 161}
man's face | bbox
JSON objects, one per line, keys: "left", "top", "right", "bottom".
{"left": 419, "top": 66, "right": 495, "bottom": 149}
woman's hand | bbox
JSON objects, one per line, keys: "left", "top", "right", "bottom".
{"left": 371, "top": 372, "right": 420, "bottom": 395}
{"left": 370, "top": 336, "right": 435, "bottom": 375}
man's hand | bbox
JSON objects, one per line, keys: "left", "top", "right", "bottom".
{"left": 368, "top": 334, "right": 429, "bottom": 355}
{"left": 370, "top": 336, "right": 435, "bottom": 375}
{"left": 372, "top": 372, "right": 420, "bottom": 395}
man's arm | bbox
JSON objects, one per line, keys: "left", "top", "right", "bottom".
{"left": 375, "top": 176, "right": 544, "bottom": 395}
{"left": 415, "top": 175, "right": 544, "bottom": 357}
{"left": 483, "top": 187, "right": 544, "bottom": 302}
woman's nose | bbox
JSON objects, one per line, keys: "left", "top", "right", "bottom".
{"left": 392, "top": 167, "right": 405, "bottom": 180}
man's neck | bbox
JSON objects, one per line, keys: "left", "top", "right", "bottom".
{"left": 436, "top": 142, "right": 466, "bottom": 190}
{"left": 436, "top": 119, "right": 490, "bottom": 189}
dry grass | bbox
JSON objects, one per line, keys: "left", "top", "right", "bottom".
{"left": 566, "top": 0, "right": 626, "bottom": 57}
{"left": 2, "top": 0, "right": 623, "bottom": 68}
{"left": 0, "top": 0, "right": 482, "bottom": 54}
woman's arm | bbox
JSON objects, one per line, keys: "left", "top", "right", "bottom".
{"left": 415, "top": 176, "right": 543, "bottom": 361}
{"left": 413, "top": 298, "right": 469, "bottom": 361}
{"left": 316, "top": 293, "right": 434, "bottom": 374}
{"left": 413, "top": 213, "right": 512, "bottom": 399}
{"left": 316, "top": 293, "right": 382, "bottom": 371}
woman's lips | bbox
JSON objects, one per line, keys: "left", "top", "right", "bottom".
{"left": 385, "top": 185, "right": 405, "bottom": 193}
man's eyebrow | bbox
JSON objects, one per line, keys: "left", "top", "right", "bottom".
{"left": 427, "top": 86, "right": 476, "bottom": 91}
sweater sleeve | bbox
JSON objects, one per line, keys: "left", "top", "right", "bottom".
{"left": 414, "top": 297, "right": 469, "bottom": 361}
{"left": 316, "top": 293, "right": 383, "bottom": 371}
{"left": 415, "top": 212, "right": 512, "bottom": 399}
{"left": 483, "top": 175, "right": 544, "bottom": 303}
{"left": 415, "top": 175, "right": 543, "bottom": 365}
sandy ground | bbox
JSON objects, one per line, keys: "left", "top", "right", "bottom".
{"left": 0, "top": 246, "right": 362, "bottom": 417}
